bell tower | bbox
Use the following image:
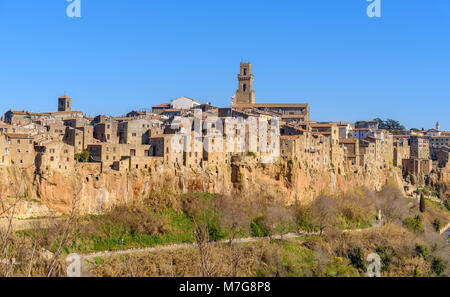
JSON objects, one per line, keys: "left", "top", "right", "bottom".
{"left": 436, "top": 121, "right": 440, "bottom": 131}
{"left": 58, "top": 95, "right": 72, "bottom": 112}
{"left": 234, "top": 62, "right": 255, "bottom": 105}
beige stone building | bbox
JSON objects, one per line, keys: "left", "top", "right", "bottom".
{"left": 339, "top": 138, "right": 360, "bottom": 167}
{"left": 118, "top": 118, "right": 160, "bottom": 145}
{"left": 0, "top": 134, "right": 11, "bottom": 167}
{"left": 148, "top": 134, "right": 184, "bottom": 167}
{"left": 5, "top": 133, "right": 35, "bottom": 169}
{"left": 436, "top": 146, "right": 450, "bottom": 169}
{"left": 393, "top": 136, "right": 410, "bottom": 167}
{"left": 65, "top": 126, "right": 94, "bottom": 154}
{"left": 35, "top": 140, "right": 75, "bottom": 172}
{"left": 87, "top": 143, "right": 154, "bottom": 170}
{"left": 94, "top": 118, "right": 119, "bottom": 144}
{"left": 410, "top": 136, "right": 430, "bottom": 159}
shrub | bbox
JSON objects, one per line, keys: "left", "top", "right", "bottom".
{"left": 444, "top": 199, "right": 450, "bottom": 211}
{"left": 250, "top": 217, "right": 270, "bottom": 237}
{"left": 75, "top": 150, "right": 90, "bottom": 162}
{"left": 414, "top": 244, "right": 428, "bottom": 259}
{"left": 431, "top": 257, "right": 446, "bottom": 276}
{"left": 347, "top": 247, "right": 366, "bottom": 271}
{"left": 432, "top": 219, "right": 441, "bottom": 232}
{"left": 403, "top": 215, "right": 424, "bottom": 233}
{"left": 375, "top": 246, "right": 396, "bottom": 272}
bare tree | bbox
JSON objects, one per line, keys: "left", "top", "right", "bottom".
{"left": 310, "top": 196, "right": 337, "bottom": 235}
{"left": 0, "top": 165, "right": 27, "bottom": 276}
{"left": 216, "top": 196, "right": 249, "bottom": 276}
{"left": 265, "top": 205, "right": 295, "bottom": 239}
{"left": 47, "top": 186, "right": 82, "bottom": 277}
{"left": 192, "top": 218, "right": 217, "bottom": 277}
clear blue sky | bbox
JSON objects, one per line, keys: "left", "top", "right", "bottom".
{"left": 0, "top": 0, "right": 449, "bottom": 130}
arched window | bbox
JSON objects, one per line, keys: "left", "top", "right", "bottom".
{"left": 243, "top": 84, "right": 247, "bottom": 92}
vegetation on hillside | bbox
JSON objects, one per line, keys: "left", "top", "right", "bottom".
{"left": 1, "top": 184, "right": 449, "bottom": 277}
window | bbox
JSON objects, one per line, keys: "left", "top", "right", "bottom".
{"left": 50, "top": 156, "right": 54, "bottom": 162}
{"left": 243, "top": 84, "right": 247, "bottom": 92}
{"left": 243, "top": 68, "right": 247, "bottom": 75}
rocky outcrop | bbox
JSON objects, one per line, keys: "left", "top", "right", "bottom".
{"left": 0, "top": 157, "right": 413, "bottom": 217}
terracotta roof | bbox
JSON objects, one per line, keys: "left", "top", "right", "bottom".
{"left": 340, "top": 139, "right": 358, "bottom": 143}
{"left": 152, "top": 103, "right": 170, "bottom": 108}
{"left": 4, "top": 133, "right": 33, "bottom": 139}
{"left": 286, "top": 124, "right": 307, "bottom": 133}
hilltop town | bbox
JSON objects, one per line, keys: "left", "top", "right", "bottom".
{"left": 0, "top": 63, "right": 449, "bottom": 215}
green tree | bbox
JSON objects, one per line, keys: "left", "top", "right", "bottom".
{"left": 75, "top": 150, "right": 90, "bottom": 163}
{"left": 419, "top": 194, "right": 426, "bottom": 213}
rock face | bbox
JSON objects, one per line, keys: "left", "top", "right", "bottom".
{"left": 0, "top": 156, "right": 415, "bottom": 218}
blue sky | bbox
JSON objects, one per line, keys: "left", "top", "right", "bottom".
{"left": 0, "top": 0, "right": 449, "bottom": 130}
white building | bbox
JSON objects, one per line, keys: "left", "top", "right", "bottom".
{"left": 170, "top": 96, "right": 201, "bottom": 110}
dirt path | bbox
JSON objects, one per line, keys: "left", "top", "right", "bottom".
{"left": 0, "top": 217, "right": 64, "bottom": 231}
{"left": 82, "top": 232, "right": 315, "bottom": 260}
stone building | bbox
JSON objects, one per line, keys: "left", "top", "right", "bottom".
{"left": 426, "top": 135, "right": 450, "bottom": 160}
{"left": 0, "top": 134, "right": 11, "bottom": 167}
{"left": 65, "top": 126, "right": 94, "bottom": 154}
{"left": 393, "top": 137, "right": 410, "bottom": 167}
{"left": 87, "top": 143, "right": 153, "bottom": 170}
{"left": 409, "top": 136, "right": 430, "bottom": 159}
{"left": 118, "top": 118, "right": 160, "bottom": 145}
{"left": 353, "top": 128, "right": 372, "bottom": 140}
{"left": 436, "top": 146, "right": 450, "bottom": 169}
{"left": 58, "top": 95, "right": 71, "bottom": 112}
{"left": 94, "top": 118, "right": 119, "bottom": 144}
{"left": 170, "top": 97, "right": 201, "bottom": 110}
{"left": 5, "top": 133, "right": 35, "bottom": 169}
{"left": 402, "top": 136, "right": 433, "bottom": 176}
{"left": 148, "top": 134, "right": 184, "bottom": 167}
{"left": 359, "top": 139, "right": 376, "bottom": 170}
{"left": 234, "top": 62, "right": 256, "bottom": 105}
{"left": 231, "top": 63, "right": 310, "bottom": 122}
{"left": 45, "top": 122, "right": 67, "bottom": 141}
{"left": 152, "top": 103, "right": 171, "bottom": 114}
{"left": 35, "top": 140, "right": 75, "bottom": 172}
{"left": 402, "top": 158, "right": 432, "bottom": 176}
{"left": 339, "top": 138, "right": 360, "bottom": 167}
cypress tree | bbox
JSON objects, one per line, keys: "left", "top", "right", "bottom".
{"left": 419, "top": 193, "right": 426, "bottom": 213}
